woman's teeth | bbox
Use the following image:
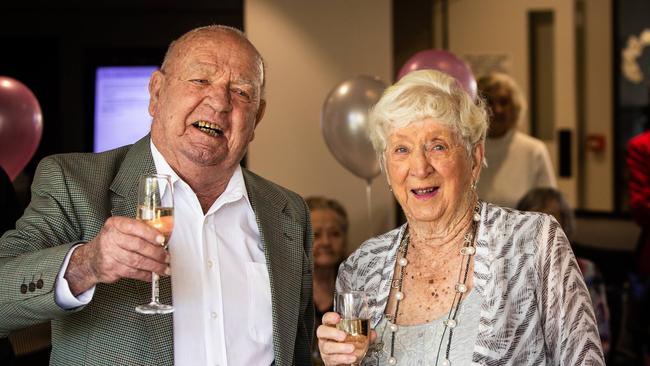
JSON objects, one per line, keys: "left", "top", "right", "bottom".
{"left": 414, "top": 187, "right": 436, "bottom": 194}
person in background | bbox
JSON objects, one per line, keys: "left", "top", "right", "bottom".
{"left": 517, "top": 187, "right": 611, "bottom": 358}
{"left": 306, "top": 196, "right": 349, "bottom": 365}
{"left": 316, "top": 69, "right": 603, "bottom": 365}
{"left": 0, "top": 25, "right": 313, "bottom": 366}
{"left": 0, "top": 167, "right": 20, "bottom": 365}
{"left": 476, "top": 72, "right": 556, "bottom": 208}
{"left": 627, "top": 129, "right": 650, "bottom": 365}
{"left": 628, "top": 129, "right": 650, "bottom": 277}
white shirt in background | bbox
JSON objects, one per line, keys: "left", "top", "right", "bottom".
{"left": 477, "top": 129, "right": 557, "bottom": 208}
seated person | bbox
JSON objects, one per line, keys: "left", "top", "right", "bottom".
{"left": 517, "top": 187, "right": 611, "bottom": 356}
{"left": 306, "top": 196, "right": 348, "bottom": 365}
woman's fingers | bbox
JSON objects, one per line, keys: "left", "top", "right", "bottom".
{"left": 321, "top": 311, "right": 342, "bottom": 326}
{"left": 317, "top": 311, "right": 372, "bottom": 366}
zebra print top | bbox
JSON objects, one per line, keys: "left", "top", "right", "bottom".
{"left": 337, "top": 202, "right": 605, "bottom": 365}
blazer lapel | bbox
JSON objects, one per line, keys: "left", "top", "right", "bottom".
{"left": 109, "top": 135, "right": 174, "bottom": 364}
{"left": 244, "top": 170, "right": 302, "bottom": 366}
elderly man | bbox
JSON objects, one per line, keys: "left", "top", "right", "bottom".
{"left": 0, "top": 25, "right": 313, "bottom": 366}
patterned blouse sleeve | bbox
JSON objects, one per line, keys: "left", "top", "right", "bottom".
{"left": 336, "top": 249, "right": 360, "bottom": 294}
{"left": 536, "top": 217, "right": 605, "bottom": 365}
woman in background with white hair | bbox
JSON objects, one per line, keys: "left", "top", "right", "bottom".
{"left": 476, "top": 72, "right": 556, "bottom": 208}
{"left": 316, "top": 70, "right": 603, "bottom": 365}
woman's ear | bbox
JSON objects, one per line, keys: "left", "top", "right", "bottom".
{"left": 471, "top": 142, "right": 485, "bottom": 178}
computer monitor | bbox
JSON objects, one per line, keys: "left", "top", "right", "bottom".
{"left": 93, "top": 66, "right": 157, "bottom": 153}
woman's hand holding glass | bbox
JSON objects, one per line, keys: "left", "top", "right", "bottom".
{"left": 317, "top": 291, "right": 376, "bottom": 366}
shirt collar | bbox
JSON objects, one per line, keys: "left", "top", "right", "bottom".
{"left": 149, "top": 141, "right": 252, "bottom": 212}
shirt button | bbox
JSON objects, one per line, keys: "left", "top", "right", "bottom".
{"left": 211, "top": 312, "right": 218, "bottom": 319}
{"left": 207, "top": 260, "right": 214, "bottom": 268}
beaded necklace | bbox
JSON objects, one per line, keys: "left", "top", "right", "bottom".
{"left": 385, "top": 202, "right": 481, "bottom": 366}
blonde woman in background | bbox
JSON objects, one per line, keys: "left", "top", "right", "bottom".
{"left": 476, "top": 72, "right": 556, "bottom": 208}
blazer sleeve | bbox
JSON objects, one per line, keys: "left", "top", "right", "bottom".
{"left": 296, "top": 196, "right": 315, "bottom": 365}
{"left": 536, "top": 217, "right": 604, "bottom": 365}
{"left": 0, "top": 157, "right": 85, "bottom": 336}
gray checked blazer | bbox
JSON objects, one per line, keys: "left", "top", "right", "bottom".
{"left": 0, "top": 135, "right": 314, "bottom": 366}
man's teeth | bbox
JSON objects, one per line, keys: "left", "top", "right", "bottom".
{"left": 194, "top": 121, "right": 223, "bottom": 137}
{"left": 414, "top": 187, "right": 435, "bottom": 194}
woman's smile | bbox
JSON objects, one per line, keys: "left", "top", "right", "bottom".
{"left": 411, "top": 186, "right": 439, "bottom": 199}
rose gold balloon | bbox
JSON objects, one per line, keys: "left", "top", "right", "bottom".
{"left": 397, "top": 50, "right": 477, "bottom": 101}
{"left": 0, "top": 77, "right": 43, "bottom": 180}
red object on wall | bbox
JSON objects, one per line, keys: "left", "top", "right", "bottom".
{"left": 586, "top": 134, "right": 606, "bottom": 153}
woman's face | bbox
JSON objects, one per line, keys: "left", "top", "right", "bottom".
{"left": 384, "top": 118, "right": 482, "bottom": 225}
{"left": 311, "top": 209, "right": 346, "bottom": 268}
{"left": 484, "top": 84, "right": 517, "bottom": 138}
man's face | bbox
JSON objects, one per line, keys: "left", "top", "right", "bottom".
{"left": 148, "top": 31, "right": 265, "bottom": 173}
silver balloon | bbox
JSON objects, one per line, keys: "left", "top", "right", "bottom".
{"left": 321, "top": 75, "right": 387, "bottom": 182}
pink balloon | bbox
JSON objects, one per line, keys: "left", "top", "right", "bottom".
{"left": 0, "top": 77, "right": 43, "bottom": 181}
{"left": 397, "top": 49, "right": 477, "bottom": 100}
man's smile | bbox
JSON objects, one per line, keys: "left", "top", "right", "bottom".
{"left": 192, "top": 120, "right": 224, "bottom": 137}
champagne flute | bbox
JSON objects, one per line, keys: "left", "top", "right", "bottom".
{"left": 135, "top": 174, "right": 174, "bottom": 314}
{"left": 335, "top": 290, "right": 370, "bottom": 366}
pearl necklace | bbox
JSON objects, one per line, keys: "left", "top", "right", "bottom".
{"left": 385, "top": 202, "right": 481, "bottom": 366}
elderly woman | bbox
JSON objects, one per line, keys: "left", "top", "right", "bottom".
{"left": 476, "top": 72, "right": 556, "bottom": 208}
{"left": 316, "top": 70, "right": 604, "bottom": 365}
{"left": 307, "top": 196, "right": 349, "bottom": 365}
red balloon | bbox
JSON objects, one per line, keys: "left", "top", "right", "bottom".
{"left": 0, "top": 77, "right": 43, "bottom": 181}
{"left": 397, "top": 49, "right": 477, "bottom": 100}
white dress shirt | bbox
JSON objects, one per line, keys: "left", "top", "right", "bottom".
{"left": 55, "top": 142, "right": 275, "bottom": 366}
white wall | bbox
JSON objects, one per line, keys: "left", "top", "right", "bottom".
{"left": 245, "top": 0, "right": 394, "bottom": 252}
{"left": 583, "top": 0, "right": 613, "bottom": 211}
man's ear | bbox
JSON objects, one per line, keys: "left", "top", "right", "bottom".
{"left": 250, "top": 99, "right": 267, "bottom": 142}
{"left": 255, "top": 99, "right": 266, "bottom": 127}
{"left": 148, "top": 70, "right": 164, "bottom": 117}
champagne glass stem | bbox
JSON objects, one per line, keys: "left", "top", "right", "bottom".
{"left": 151, "top": 272, "right": 160, "bottom": 304}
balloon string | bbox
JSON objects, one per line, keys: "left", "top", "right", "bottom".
{"left": 366, "top": 180, "right": 373, "bottom": 238}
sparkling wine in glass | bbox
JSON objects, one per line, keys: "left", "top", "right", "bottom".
{"left": 135, "top": 174, "right": 174, "bottom": 315}
{"left": 335, "top": 290, "right": 370, "bottom": 365}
